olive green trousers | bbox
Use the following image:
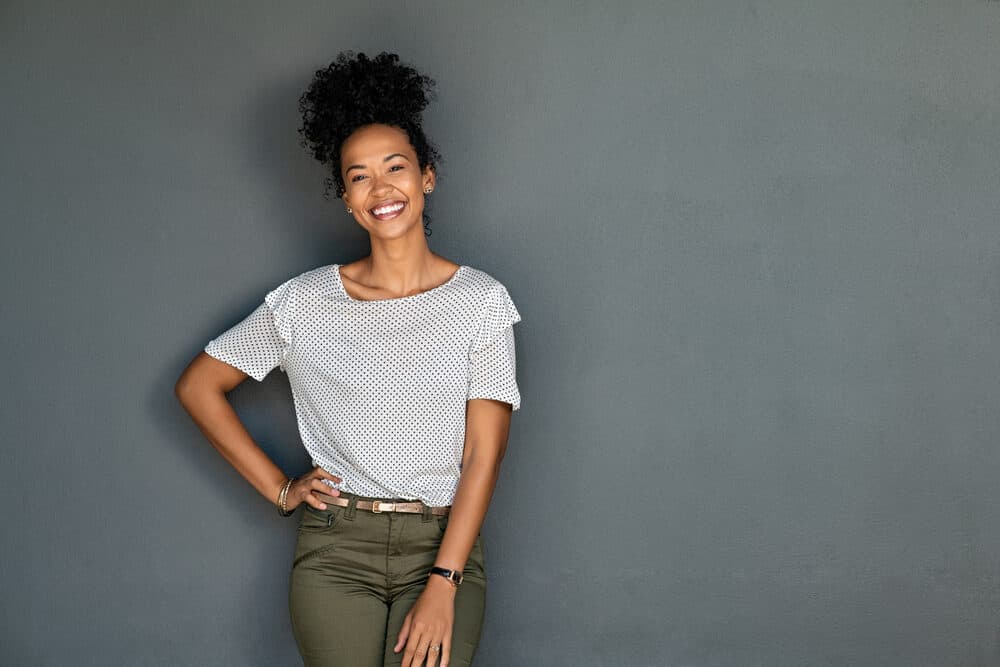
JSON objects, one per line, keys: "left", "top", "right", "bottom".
{"left": 288, "top": 493, "right": 487, "bottom": 666}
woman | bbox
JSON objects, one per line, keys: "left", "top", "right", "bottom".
{"left": 174, "top": 52, "right": 522, "bottom": 667}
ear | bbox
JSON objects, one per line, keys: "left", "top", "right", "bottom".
{"left": 422, "top": 165, "right": 436, "bottom": 192}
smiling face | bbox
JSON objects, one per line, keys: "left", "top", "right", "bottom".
{"left": 339, "top": 123, "right": 435, "bottom": 239}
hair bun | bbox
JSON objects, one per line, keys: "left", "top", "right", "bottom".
{"left": 337, "top": 52, "right": 435, "bottom": 124}
{"left": 298, "top": 51, "right": 438, "bottom": 170}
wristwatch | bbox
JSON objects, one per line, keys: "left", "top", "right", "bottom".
{"left": 428, "top": 566, "right": 463, "bottom": 587}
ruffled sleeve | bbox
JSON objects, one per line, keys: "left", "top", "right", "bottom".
{"left": 467, "top": 284, "right": 522, "bottom": 410}
{"left": 204, "top": 277, "right": 295, "bottom": 381}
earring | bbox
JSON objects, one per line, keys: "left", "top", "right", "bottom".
{"left": 346, "top": 207, "right": 353, "bottom": 213}
{"left": 424, "top": 188, "right": 433, "bottom": 194}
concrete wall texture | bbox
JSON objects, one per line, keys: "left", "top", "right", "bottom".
{"left": 3, "top": 1, "right": 999, "bottom": 665}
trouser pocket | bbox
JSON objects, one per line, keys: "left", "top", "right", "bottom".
{"left": 292, "top": 506, "right": 342, "bottom": 570}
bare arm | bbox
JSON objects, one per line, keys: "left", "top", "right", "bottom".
{"left": 174, "top": 351, "right": 339, "bottom": 509}
{"left": 435, "top": 397, "right": 512, "bottom": 572}
{"left": 394, "top": 396, "right": 512, "bottom": 666}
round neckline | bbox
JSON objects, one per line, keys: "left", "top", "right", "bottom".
{"left": 334, "top": 264, "right": 466, "bottom": 303}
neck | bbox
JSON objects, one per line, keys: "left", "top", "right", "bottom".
{"left": 356, "top": 244, "right": 446, "bottom": 297}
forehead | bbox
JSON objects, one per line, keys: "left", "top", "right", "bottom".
{"left": 340, "top": 124, "right": 416, "bottom": 164}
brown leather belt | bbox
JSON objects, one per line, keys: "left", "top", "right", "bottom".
{"left": 316, "top": 493, "right": 450, "bottom": 516}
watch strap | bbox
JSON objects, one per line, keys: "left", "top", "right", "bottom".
{"left": 428, "top": 566, "right": 464, "bottom": 586}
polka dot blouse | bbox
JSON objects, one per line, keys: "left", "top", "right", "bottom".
{"left": 203, "top": 263, "right": 521, "bottom": 506}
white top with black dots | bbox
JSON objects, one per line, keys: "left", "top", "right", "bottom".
{"left": 203, "top": 263, "right": 521, "bottom": 506}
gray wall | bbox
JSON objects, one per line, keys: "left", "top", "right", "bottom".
{"left": 3, "top": 1, "right": 999, "bottom": 665}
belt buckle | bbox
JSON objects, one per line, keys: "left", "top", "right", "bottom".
{"left": 372, "top": 500, "right": 382, "bottom": 513}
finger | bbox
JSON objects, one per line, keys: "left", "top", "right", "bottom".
{"left": 309, "top": 474, "right": 340, "bottom": 497}
{"left": 403, "top": 630, "right": 428, "bottom": 667}
{"left": 428, "top": 639, "right": 443, "bottom": 667}
{"left": 299, "top": 488, "right": 327, "bottom": 510}
{"left": 313, "top": 466, "right": 343, "bottom": 484}
{"left": 440, "top": 636, "right": 451, "bottom": 667}
{"left": 394, "top": 614, "right": 412, "bottom": 653}
{"left": 408, "top": 639, "right": 430, "bottom": 667}
{"left": 317, "top": 468, "right": 344, "bottom": 484}
{"left": 309, "top": 478, "right": 334, "bottom": 494}
{"left": 304, "top": 479, "right": 337, "bottom": 503}
{"left": 304, "top": 495, "right": 327, "bottom": 510}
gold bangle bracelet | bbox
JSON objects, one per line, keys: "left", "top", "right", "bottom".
{"left": 277, "top": 477, "right": 295, "bottom": 517}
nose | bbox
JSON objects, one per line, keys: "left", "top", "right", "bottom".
{"left": 370, "top": 172, "right": 393, "bottom": 196}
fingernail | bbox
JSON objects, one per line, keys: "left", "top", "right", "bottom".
{"left": 319, "top": 503, "right": 327, "bottom": 509}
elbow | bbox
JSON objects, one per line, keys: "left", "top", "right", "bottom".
{"left": 468, "top": 441, "right": 508, "bottom": 476}
{"left": 174, "top": 373, "right": 194, "bottom": 407}
{"left": 174, "top": 352, "right": 216, "bottom": 405}
{"left": 495, "top": 440, "right": 509, "bottom": 466}
{"left": 174, "top": 364, "right": 207, "bottom": 407}
{"left": 489, "top": 447, "right": 508, "bottom": 481}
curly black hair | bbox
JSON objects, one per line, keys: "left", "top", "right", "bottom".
{"left": 298, "top": 52, "right": 441, "bottom": 234}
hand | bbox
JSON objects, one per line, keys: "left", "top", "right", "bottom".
{"left": 394, "top": 575, "right": 457, "bottom": 667}
{"left": 283, "top": 466, "right": 342, "bottom": 511}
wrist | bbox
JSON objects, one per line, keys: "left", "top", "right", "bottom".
{"left": 428, "top": 565, "right": 464, "bottom": 589}
{"left": 425, "top": 572, "right": 459, "bottom": 595}
{"left": 276, "top": 476, "right": 295, "bottom": 517}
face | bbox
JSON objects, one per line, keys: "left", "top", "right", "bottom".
{"left": 339, "top": 124, "right": 435, "bottom": 239}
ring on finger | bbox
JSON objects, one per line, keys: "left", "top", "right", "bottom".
{"left": 429, "top": 644, "right": 440, "bottom": 652}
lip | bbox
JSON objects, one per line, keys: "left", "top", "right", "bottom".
{"left": 369, "top": 200, "right": 406, "bottom": 221}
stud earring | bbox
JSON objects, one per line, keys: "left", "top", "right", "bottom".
{"left": 346, "top": 207, "right": 353, "bottom": 213}
{"left": 424, "top": 188, "right": 433, "bottom": 194}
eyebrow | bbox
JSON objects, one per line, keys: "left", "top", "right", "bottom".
{"left": 345, "top": 153, "right": 411, "bottom": 173}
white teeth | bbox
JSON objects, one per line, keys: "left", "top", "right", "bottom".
{"left": 372, "top": 202, "right": 404, "bottom": 216}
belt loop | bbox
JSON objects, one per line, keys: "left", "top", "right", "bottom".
{"left": 345, "top": 493, "right": 357, "bottom": 521}
{"left": 421, "top": 502, "right": 432, "bottom": 522}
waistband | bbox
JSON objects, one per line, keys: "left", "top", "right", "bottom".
{"left": 315, "top": 490, "right": 450, "bottom": 516}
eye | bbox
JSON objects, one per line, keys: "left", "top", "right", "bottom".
{"left": 388, "top": 164, "right": 405, "bottom": 172}
{"left": 350, "top": 174, "right": 367, "bottom": 183}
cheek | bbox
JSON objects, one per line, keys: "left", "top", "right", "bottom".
{"left": 342, "top": 182, "right": 366, "bottom": 202}
{"left": 342, "top": 192, "right": 362, "bottom": 212}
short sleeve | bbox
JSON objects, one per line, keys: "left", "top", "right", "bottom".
{"left": 203, "top": 278, "right": 295, "bottom": 382}
{"left": 467, "top": 284, "right": 522, "bottom": 411}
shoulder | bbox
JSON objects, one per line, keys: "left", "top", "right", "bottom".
{"left": 456, "top": 265, "right": 521, "bottom": 327}
{"left": 456, "top": 264, "right": 513, "bottom": 298}
{"left": 259, "top": 265, "right": 337, "bottom": 313}
{"left": 271, "top": 264, "right": 337, "bottom": 294}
